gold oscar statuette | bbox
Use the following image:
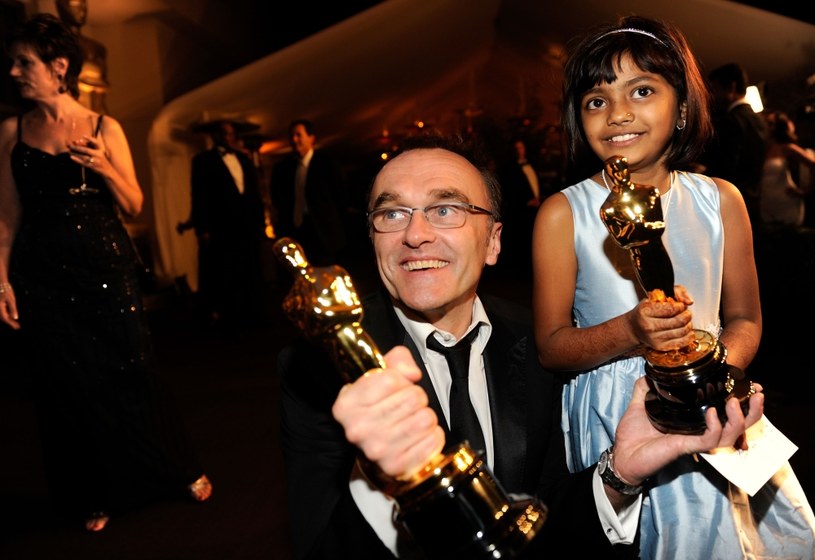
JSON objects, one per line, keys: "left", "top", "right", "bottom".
{"left": 273, "top": 237, "right": 546, "bottom": 558}
{"left": 599, "top": 156, "right": 753, "bottom": 434}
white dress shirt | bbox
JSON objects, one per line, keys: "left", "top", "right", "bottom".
{"left": 219, "top": 148, "right": 245, "bottom": 194}
{"left": 349, "top": 296, "right": 641, "bottom": 555}
{"left": 293, "top": 149, "right": 313, "bottom": 226}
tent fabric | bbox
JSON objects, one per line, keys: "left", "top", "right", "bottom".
{"left": 147, "top": 0, "right": 500, "bottom": 289}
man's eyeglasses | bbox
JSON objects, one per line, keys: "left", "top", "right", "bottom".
{"left": 367, "top": 202, "right": 496, "bottom": 233}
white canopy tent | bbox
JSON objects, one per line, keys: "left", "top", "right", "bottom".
{"left": 147, "top": 0, "right": 501, "bottom": 289}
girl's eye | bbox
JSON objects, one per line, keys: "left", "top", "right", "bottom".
{"left": 633, "top": 87, "right": 653, "bottom": 98}
{"left": 585, "top": 98, "right": 605, "bottom": 110}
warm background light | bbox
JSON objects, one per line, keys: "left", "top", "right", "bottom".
{"left": 745, "top": 85, "right": 764, "bottom": 113}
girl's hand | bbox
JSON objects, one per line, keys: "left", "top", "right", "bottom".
{"left": 628, "top": 285, "right": 695, "bottom": 351}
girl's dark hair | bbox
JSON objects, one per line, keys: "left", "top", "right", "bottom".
{"left": 6, "top": 13, "right": 83, "bottom": 99}
{"left": 561, "top": 15, "right": 711, "bottom": 179}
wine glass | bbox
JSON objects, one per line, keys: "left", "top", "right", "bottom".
{"left": 68, "top": 116, "right": 99, "bottom": 195}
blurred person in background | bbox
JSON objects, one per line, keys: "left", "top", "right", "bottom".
{"left": 700, "top": 62, "right": 769, "bottom": 229}
{"left": 0, "top": 13, "right": 211, "bottom": 532}
{"left": 759, "top": 110, "right": 815, "bottom": 228}
{"left": 270, "top": 118, "right": 348, "bottom": 267}
{"left": 189, "top": 119, "right": 267, "bottom": 332}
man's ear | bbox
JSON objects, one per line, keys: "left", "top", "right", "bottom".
{"left": 485, "top": 222, "right": 502, "bottom": 266}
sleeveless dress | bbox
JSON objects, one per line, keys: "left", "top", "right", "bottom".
{"left": 561, "top": 172, "right": 815, "bottom": 559}
{"left": 9, "top": 115, "right": 203, "bottom": 521}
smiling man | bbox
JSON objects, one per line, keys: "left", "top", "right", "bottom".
{"left": 276, "top": 134, "right": 764, "bottom": 559}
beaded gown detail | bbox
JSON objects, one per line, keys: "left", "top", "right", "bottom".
{"left": 9, "top": 115, "right": 203, "bottom": 520}
{"left": 560, "top": 171, "right": 815, "bottom": 559}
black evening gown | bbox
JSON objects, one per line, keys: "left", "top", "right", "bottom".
{"left": 9, "top": 116, "right": 204, "bottom": 521}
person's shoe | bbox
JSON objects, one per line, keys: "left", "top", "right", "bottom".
{"left": 85, "top": 512, "right": 110, "bottom": 532}
{"left": 187, "top": 474, "right": 213, "bottom": 502}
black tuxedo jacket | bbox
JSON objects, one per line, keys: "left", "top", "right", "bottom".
{"left": 189, "top": 148, "right": 266, "bottom": 313}
{"left": 270, "top": 150, "right": 347, "bottom": 257}
{"left": 703, "top": 102, "right": 769, "bottom": 200}
{"left": 279, "top": 290, "right": 635, "bottom": 559}
{"left": 190, "top": 148, "right": 265, "bottom": 241}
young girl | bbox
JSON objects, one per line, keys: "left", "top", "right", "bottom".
{"left": 532, "top": 15, "right": 814, "bottom": 559}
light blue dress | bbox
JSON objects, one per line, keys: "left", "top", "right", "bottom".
{"left": 561, "top": 172, "right": 815, "bottom": 559}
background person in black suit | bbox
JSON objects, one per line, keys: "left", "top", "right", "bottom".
{"left": 189, "top": 120, "right": 266, "bottom": 331}
{"left": 701, "top": 62, "right": 769, "bottom": 229}
{"left": 277, "top": 135, "right": 764, "bottom": 558}
{"left": 497, "top": 136, "right": 542, "bottom": 273}
{"left": 269, "top": 118, "right": 348, "bottom": 267}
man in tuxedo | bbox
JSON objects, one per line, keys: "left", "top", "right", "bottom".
{"left": 497, "top": 136, "right": 542, "bottom": 273}
{"left": 278, "top": 135, "right": 763, "bottom": 558}
{"left": 701, "top": 62, "right": 769, "bottom": 229}
{"left": 190, "top": 120, "right": 266, "bottom": 330}
{"left": 270, "top": 119, "right": 347, "bottom": 266}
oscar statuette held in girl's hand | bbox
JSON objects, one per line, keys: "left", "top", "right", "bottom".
{"left": 600, "top": 156, "right": 754, "bottom": 434}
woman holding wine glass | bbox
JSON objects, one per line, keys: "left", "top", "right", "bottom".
{"left": 0, "top": 13, "right": 212, "bottom": 532}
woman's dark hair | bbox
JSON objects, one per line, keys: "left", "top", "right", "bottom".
{"left": 767, "top": 111, "right": 798, "bottom": 144}
{"left": 6, "top": 13, "right": 83, "bottom": 99}
{"left": 561, "top": 15, "right": 712, "bottom": 179}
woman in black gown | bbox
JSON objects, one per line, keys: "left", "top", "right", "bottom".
{"left": 0, "top": 14, "right": 212, "bottom": 532}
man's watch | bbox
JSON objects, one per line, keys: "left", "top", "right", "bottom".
{"left": 598, "top": 446, "right": 644, "bottom": 496}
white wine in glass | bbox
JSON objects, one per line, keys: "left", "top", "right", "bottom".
{"left": 68, "top": 115, "right": 99, "bottom": 195}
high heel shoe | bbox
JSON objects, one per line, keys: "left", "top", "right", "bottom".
{"left": 187, "top": 474, "right": 213, "bottom": 502}
{"left": 85, "top": 511, "right": 110, "bottom": 532}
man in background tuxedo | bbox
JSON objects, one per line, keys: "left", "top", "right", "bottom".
{"left": 701, "top": 62, "right": 769, "bottom": 229}
{"left": 497, "top": 136, "right": 542, "bottom": 273}
{"left": 189, "top": 120, "right": 266, "bottom": 331}
{"left": 270, "top": 119, "right": 348, "bottom": 266}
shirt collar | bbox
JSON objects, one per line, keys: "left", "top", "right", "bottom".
{"left": 299, "top": 148, "right": 314, "bottom": 166}
{"left": 394, "top": 296, "right": 492, "bottom": 364}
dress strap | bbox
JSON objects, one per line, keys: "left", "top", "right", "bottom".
{"left": 93, "top": 114, "right": 104, "bottom": 138}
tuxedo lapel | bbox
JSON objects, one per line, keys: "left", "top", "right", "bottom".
{"left": 482, "top": 312, "right": 531, "bottom": 487}
{"left": 209, "top": 149, "right": 239, "bottom": 192}
{"left": 361, "top": 290, "right": 445, "bottom": 429}
{"left": 405, "top": 334, "right": 445, "bottom": 424}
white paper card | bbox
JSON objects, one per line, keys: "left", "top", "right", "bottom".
{"left": 700, "top": 415, "right": 797, "bottom": 496}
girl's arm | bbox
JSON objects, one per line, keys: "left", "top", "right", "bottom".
{"left": 531, "top": 192, "right": 694, "bottom": 371}
{"left": 714, "top": 178, "right": 762, "bottom": 370}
